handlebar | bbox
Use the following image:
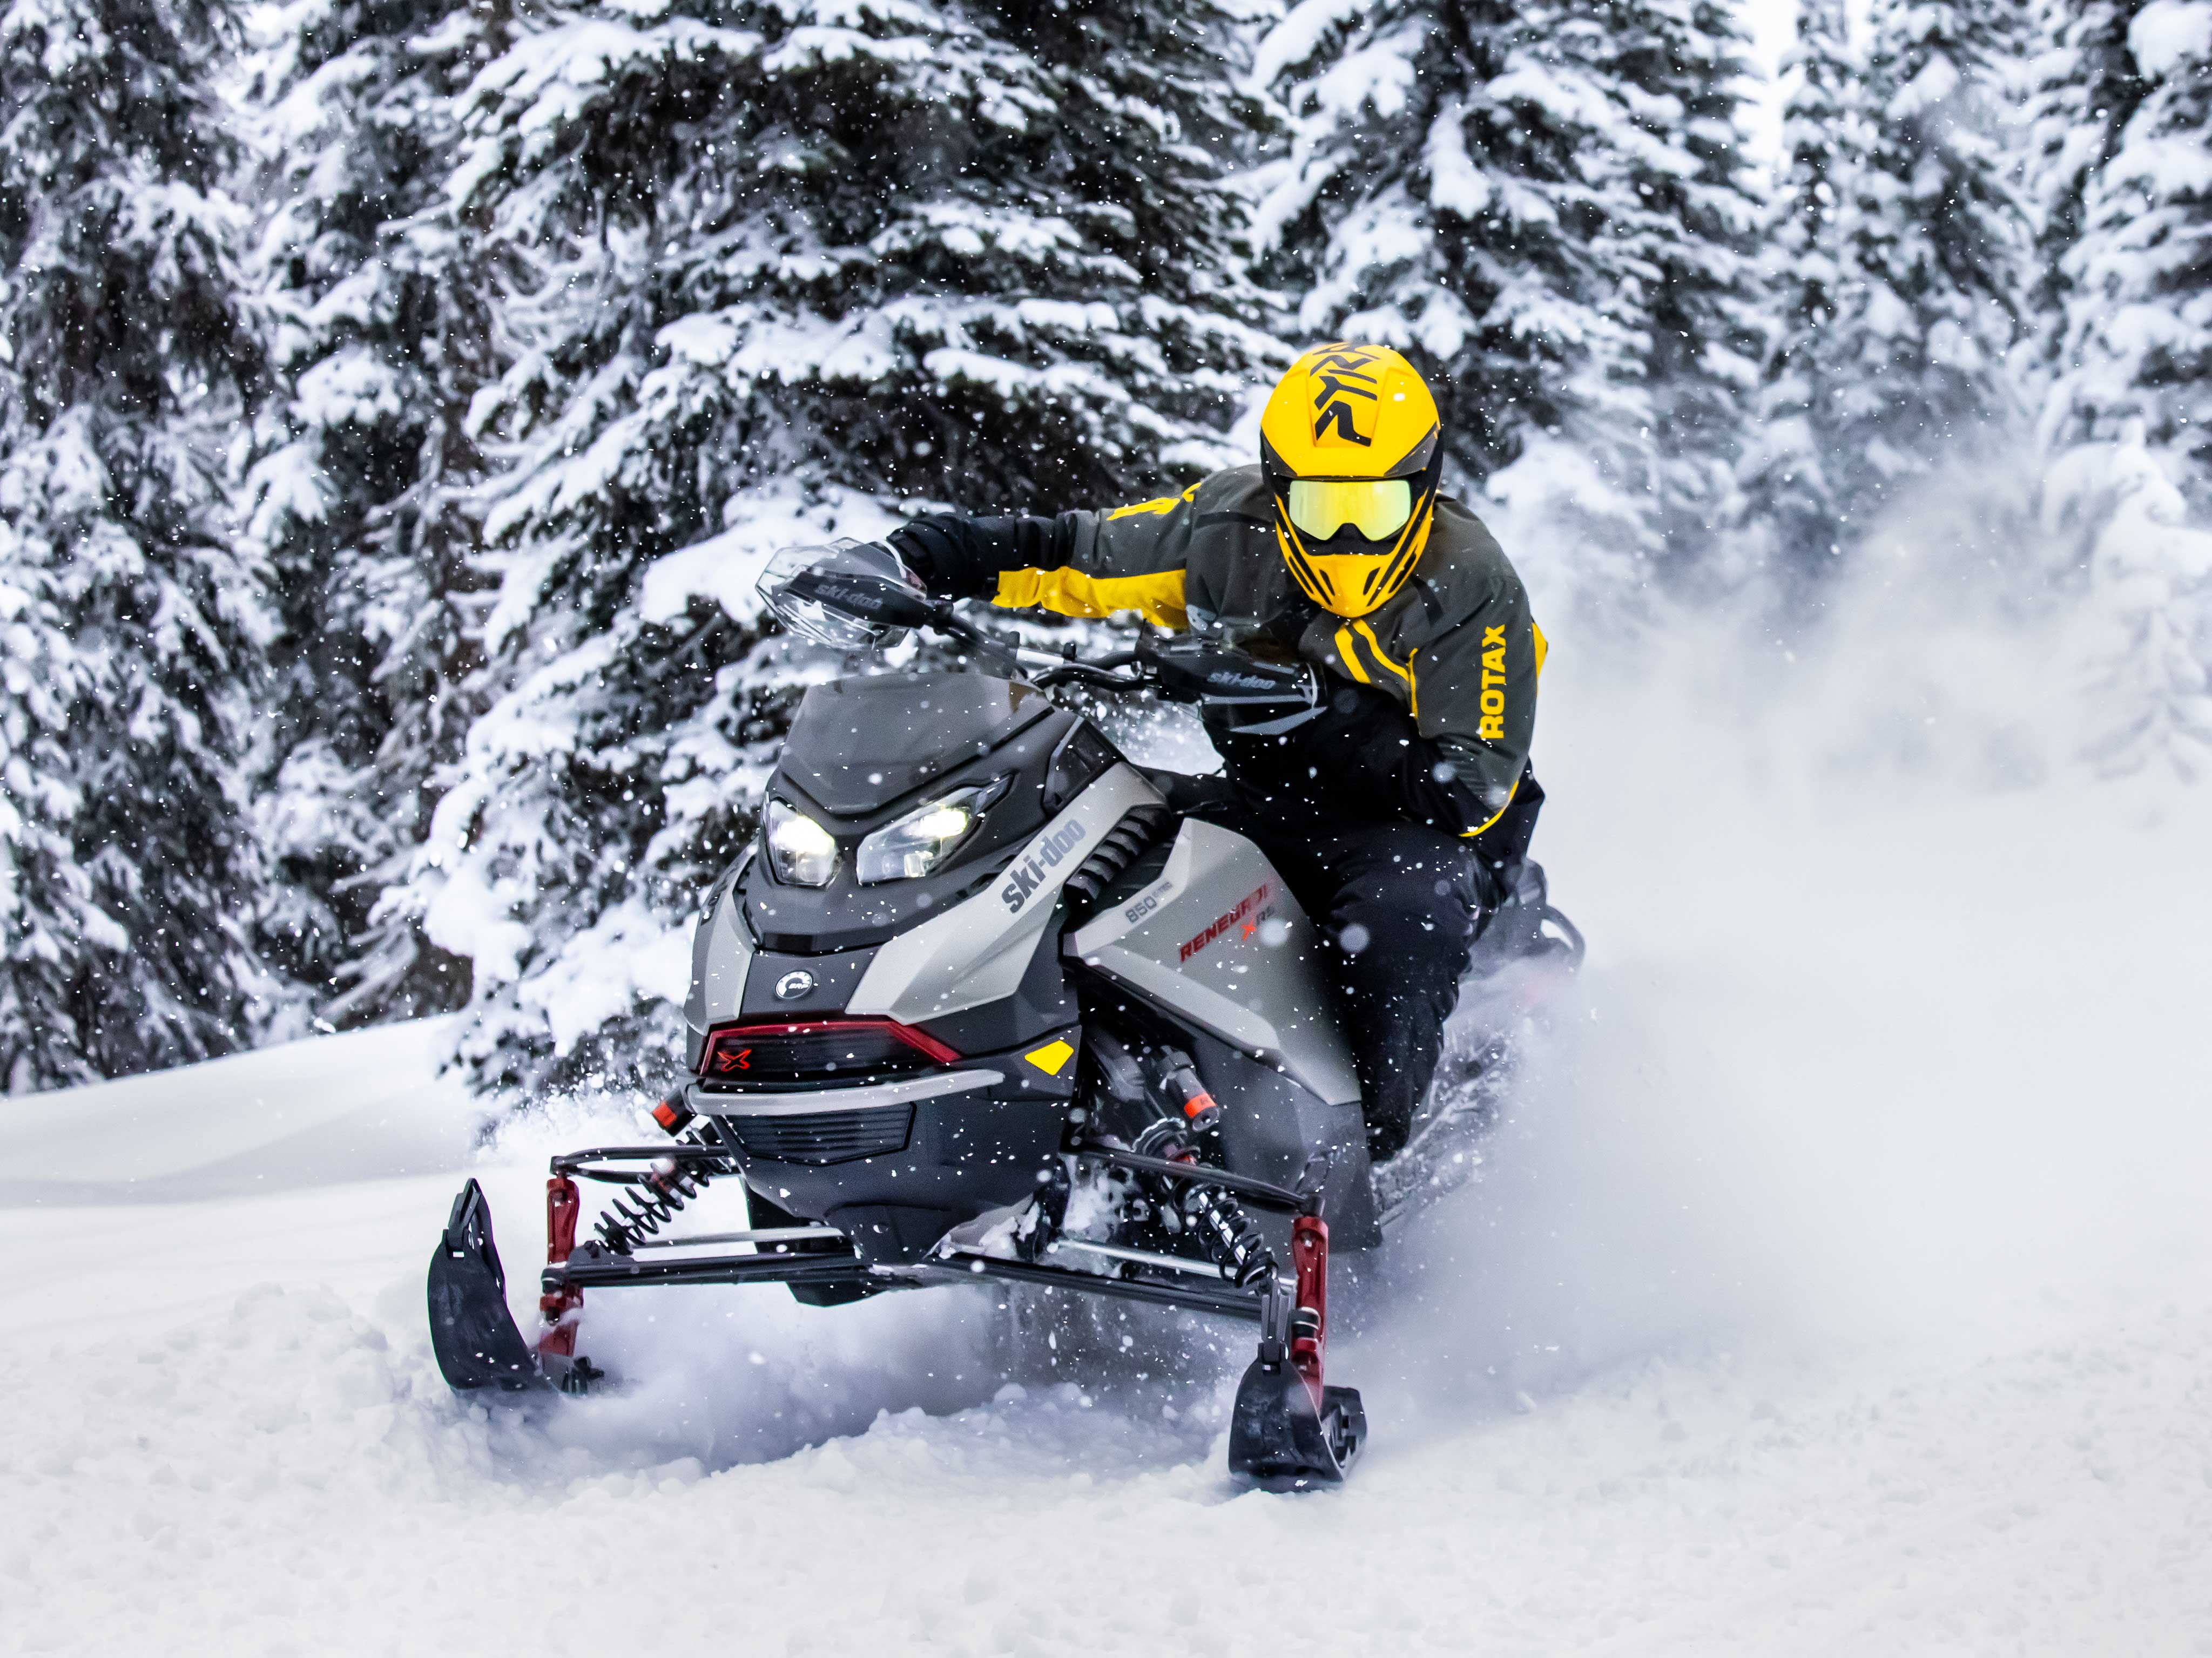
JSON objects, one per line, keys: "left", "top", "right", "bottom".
{"left": 764, "top": 552, "right": 1323, "bottom": 729}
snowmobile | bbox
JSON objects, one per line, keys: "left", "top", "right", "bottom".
{"left": 426, "top": 540, "right": 1581, "bottom": 1491}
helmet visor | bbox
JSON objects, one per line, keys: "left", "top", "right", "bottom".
{"left": 1285, "top": 478, "right": 1413, "bottom": 543}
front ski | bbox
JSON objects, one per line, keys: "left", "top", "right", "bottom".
{"left": 1226, "top": 1214, "right": 1365, "bottom": 1490}
{"left": 1228, "top": 1361, "right": 1366, "bottom": 1492}
{"left": 426, "top": 1179, "right": 552, "bottom": 1394}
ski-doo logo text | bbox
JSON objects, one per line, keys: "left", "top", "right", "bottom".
{"left": 1179, "top": 882, "right": 1274, "bottom": 963}
{"left": 999, "top": 822, "right": 1089, "bottom": 914}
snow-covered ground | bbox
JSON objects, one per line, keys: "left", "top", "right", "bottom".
{"left": 8, "top": 588, "right": 2212, "bottom": 1655}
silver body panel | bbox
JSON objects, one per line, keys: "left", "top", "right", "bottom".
{"left": 686, "top": 870, "right": 757, "bottom": 1039}
{"left": 687, "top": 1068, "right": 1005, "bottom": 1117}
{"left": 845, "top": 763, "right": 1165, "bottom": 1025}
{"left": 1065, "top": 820, "right": 1361, "bottom": 1107}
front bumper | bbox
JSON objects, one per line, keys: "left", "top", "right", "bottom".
{"left": 689, "top": 1039, "right": 1077, "bottom": 1263}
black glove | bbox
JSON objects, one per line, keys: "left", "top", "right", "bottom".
{"left": 888, "top": 513, "right": 1076, "bottom": 600}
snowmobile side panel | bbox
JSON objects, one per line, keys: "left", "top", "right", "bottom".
{"left": 1065, "top": 820, "right": 1361, "bottom": 1107}
{"left": 1185, "top": 1032, "right": 1377, "bottom": 1246}
{"left": 427, "top": 1179, "right": 548, "bottom": 1393}
{"left": 846, "top": 763, "right": 1164, "bottom": 1027}
{"left": 685, "top": 874, "right": 756, "bottom": 1071}
{"left": 909, "top": 913, "right": 1074, "bottom": 1057}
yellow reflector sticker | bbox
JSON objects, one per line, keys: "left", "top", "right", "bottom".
{"left": 1024, "top": 1039, "right": 1076, "bottom": 1076}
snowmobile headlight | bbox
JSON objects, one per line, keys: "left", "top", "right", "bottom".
{"left": 857, "top": 788, "right": 984, "bottom": 884}
{"left": 764, "top": 797, "right": 838, "bottom": 887}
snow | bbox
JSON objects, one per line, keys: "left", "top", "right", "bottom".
{"left": 1424, "top": 105, "right": 1493, "bottom": 220}
{"left": 516, "top": 896, "right": 693, "bottom": 1054}
{"left": 1738, "top": 0, "right": 1817, "bottom": 160}
{"left": 8, "top": 576, "right": 2212, "bottom": 1652}
{"left": 2130, "top": 0, "right": 2212, "bottom": 79}
{"left": 0, "top": 1018, "right": 485, "bottom": 1205}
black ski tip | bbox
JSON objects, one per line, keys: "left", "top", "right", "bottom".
{"left": 1226, "top": 1360, "right": 1365, "bottom": 1492}
{"left": 427, "top": 1179, "right": 550, "bottom": 1396}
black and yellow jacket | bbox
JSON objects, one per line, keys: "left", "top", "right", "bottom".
{"left": 891, "top": 465, "right": 1544, "bottom": 850}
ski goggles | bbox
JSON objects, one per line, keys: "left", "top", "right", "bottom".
{"left": 1284, "top": 477, "right": 1414, "bottom": 543}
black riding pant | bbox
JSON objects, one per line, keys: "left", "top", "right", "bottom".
{"left": 1184, "top": 705, "right": 1548, "bottom": 1159}
{"left": 1194, "top": 788, "right": 1529, "bottom": 1161}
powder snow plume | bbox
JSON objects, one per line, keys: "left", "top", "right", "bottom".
{"left": 1346, "top": 465, "right": 2212, "bottom": 1425}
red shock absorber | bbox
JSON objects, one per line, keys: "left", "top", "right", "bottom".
{"left": 537, "top": 1174, "right": 583, "bottom": 1360}
{"left": 1289, "top": 1213, "right": 1329, "bottom": 1395}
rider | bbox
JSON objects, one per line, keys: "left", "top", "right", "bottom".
{"left": 884, "top": 344, "right": 1547, "bottom": 1161}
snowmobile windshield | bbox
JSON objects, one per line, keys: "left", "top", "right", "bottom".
{"left": 779, "top": 673, "right": 1056, "bottom": 814}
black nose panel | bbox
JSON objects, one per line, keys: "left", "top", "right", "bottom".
{"left": 740, "top": 948, "right": 875, "bottom": 1018}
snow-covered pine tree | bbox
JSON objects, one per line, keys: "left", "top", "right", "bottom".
{"left": 2039, "top": 2, "right": 2212, "bottom": 781}
{"left": 239, "top": 0, "right": 496, "bottom": 1024}
{"left": 2025, "top": 1, "right": 2149, "bottom": 337}
{"left": 1253, "top": 0, "right": 1760, "bottom": 581}
{"left": 2045, "top": 0, "right": 2212, "bottom": 490}
{"left": 1742, "top": 0, "right": 1867, "bottom": 573}
{"left": 0, "top": 0, "right": 281, "bottom": 1087}
{"left": 402, "top": 0, "right": 1282, "bottom": 1094}
{"left": 1832, "top": 0, "right": 2028, "bottom": 525}
{"left": 1744, "top": 0, "right": 2028, "bottom": 577}
{"left": 1588, "top": 0, "right": 1765, "bottom": 559}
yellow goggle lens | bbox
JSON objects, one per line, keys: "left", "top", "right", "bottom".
{"left": 1285, "top": 478, "right": 1413, "bottom": 543}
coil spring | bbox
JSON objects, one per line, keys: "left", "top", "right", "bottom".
{"left": 1182, "top": 1183, "right": 1276, "bottom": 1288}
{"left": 595, "top": 1155, "right": 716, "bottom": 1251}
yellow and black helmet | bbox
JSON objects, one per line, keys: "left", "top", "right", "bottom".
{"left": 1258, "top": 343, "right": 1442, "bottom": 619}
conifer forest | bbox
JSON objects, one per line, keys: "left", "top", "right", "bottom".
{"left": 2, "top": 0, "right": 2206, "bottom": 1098}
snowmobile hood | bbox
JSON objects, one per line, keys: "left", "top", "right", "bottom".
{"left": 780, "top": 673, "right": 1057, "bottom": 815}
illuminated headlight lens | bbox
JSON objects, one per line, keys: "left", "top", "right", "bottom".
{"left": 764, "top": 798, "right": 837, "bottom": 887}
{"left": 857, "top": 789, "right": 983, "bottom": 884}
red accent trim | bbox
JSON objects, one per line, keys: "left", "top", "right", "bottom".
{"left": 1289, "top": 1214, "right": 1329, "bottom": 1395}
{"left": 1182, "top": 1092, "right": 1218, "bottom": 1121}
{"left": 1177, "top": 882, "right": 1273, "bottom": 964}
{"left": 697, "top": 1018, "right": 962, "bottom": 1074}
{"left": 537, "top": 1176, "right": 583, "bottom": 1359}
{"left": 651, "top": 1098, "right": 692, "bottom": 1132}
